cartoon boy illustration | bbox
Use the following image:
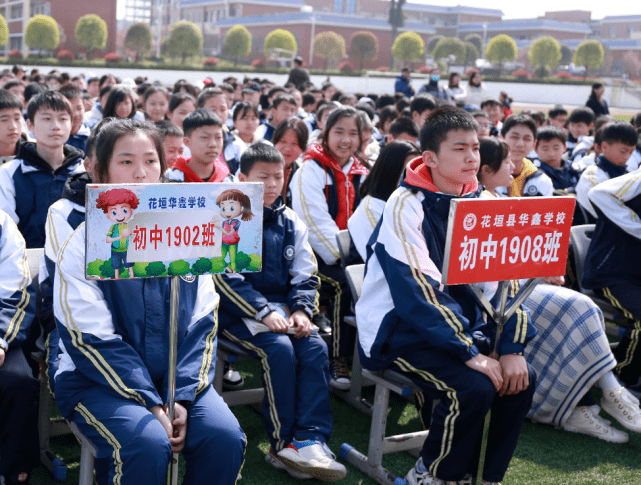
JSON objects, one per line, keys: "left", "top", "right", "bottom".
{"left": 215, "top": 189, "right": 254, "bottom": 273}
{"left": 96, "top": 188, "right": 140, "bottom": 279}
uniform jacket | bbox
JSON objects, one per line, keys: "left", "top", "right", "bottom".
{"left": 575, "top": 155, "right": 627, "bottom": 221}
{"left": 537, "top": 159, "right": 581, "bottom": 193}
{"left": 497, "top": 158, "right": 554, "bottom": 198}
{"left": 355, "top": 158, "right": 536, "bottom": 371}
{"left": 347, "top": 195, "right": 385, "bottom": 261}
{"left": 0, "top": 142, "right": 84, "bottom": 248}
{"left": 164, "top": 155, "right": 235, "bottom": 183}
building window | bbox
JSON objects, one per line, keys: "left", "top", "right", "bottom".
{"left": 229, "top": 7, "right": 237, "bottom": 17}
{"left": 10, "top": 37, "right": 21, "bottom": 51}
{"left": 10, "top": 5, "right": 23, "bottom": 19}
{"left": 609, "top": 26, "right": 616, "bottom": 38}
{"left": 334, "top": 0, "right": 343, "bottom": 13}
{"left": 346, "top": 0, "right": 356, "bottom": 14}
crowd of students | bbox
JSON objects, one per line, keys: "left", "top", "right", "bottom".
{"left": 1, "top": 65, "right": 641, "bottom": 485}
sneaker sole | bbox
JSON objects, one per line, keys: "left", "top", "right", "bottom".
{"left": 329, "top": 379, "right": 350, "bottom": 391}
{"left": 601, "top": 401, "right": 641, "bottom": 433}
{"left": 265, "top": 451, "right": 313, "bottom": 479}
{"left": 562, "top": 423, "right": 629, "bottom": 443}
{"left": 277, "top": 456, "right": 347, "bottom": 482}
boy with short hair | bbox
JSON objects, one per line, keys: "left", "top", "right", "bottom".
{"left": 535, "top": 125, "right": 580, "bottom": 192}
{"left": 548, "top": 105, "right": 568, "bottom": 132}
{"left": 575, "top": 121, "right": 637, "bottom": 223}
{"left": 566, "top": 107, "right": 595, "bottom": 157}
{"left": 0, "top": 90, "right": 84, "bottom": 247}
{"left": 386, "top": 116, "right": 419, "bottom": 144}
{"left": 4, "top": 79, "right": 26, "bottom": 108}
{"left": 0, "top": 91, "right": 26, "bottom": 164}
{"left": 256, "top": 94, "right": 298, "bottom": 143}
{"left": 499, "top": 114, "right": 554, "bottom": 197}
{"left": 308, "top": 101, "right": 339, "bottom": 145}
{"left": 357, "top": 106, "right": 536, "bottom": 485}
{"left": 215, "top": 143, "right": 346, "bottom": 481}
{"left": 155, "top": 119, "right": 184, "bottom": 167}
{"left": 165, "top": 108, "right": 234, "bottom": 183}
{"left": 409, "top": 94, "right": 436, "bottom": 130}
{"left": 472, "top": 110, "right": 495, "bottom": 138}
{"left": 480, "top": 98, "right": 503, "bottom": 128}
{"left": 59, "top": 86, "right": 89, "bottom": 153}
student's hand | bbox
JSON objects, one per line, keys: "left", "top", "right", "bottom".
{"left": 168, "top": 403, "right": 188, "bottom": 453}
{"left": 498, "top": 354, "right": 529, "bottom": 396}
{"left": 290, "top": 310, "right": 314, "bottom": 338}
{"left": 0, "top": 348, "right": 4, "bottom": 368}
{"left": 542, "top": 275, "right": 564, "bottom": 286}
{"left": 262, "top": 311, "right": 292, "bottom": 333}
{"left": 465, "top": 354, "right": 503, "bottom": 392}
{"left": 149, "top": 404, "right": 173, "bottom": 441}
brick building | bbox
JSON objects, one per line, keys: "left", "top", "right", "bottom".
{"left": 0, "top": 0, "right": 50, "bottom": 55}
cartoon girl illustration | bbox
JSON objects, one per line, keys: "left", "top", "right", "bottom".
{"left": 215, "top": 189, "right": 254, "bottom": 273}
{"left": 96, "top": 188, "right": 140, "bottom": 279}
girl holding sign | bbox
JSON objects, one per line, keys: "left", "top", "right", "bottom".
{"left": 53, "top": 119, "right": 246, "bottom": 484}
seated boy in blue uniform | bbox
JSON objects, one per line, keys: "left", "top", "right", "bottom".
{"left": 215, "top": 143, "right": 346, "bottom": 481}
{"left": 0, "top": 209, "right": 37, "bottom": 485}
{"left": 535, "top": 125, "right": 581, "bottom": 193}
{"left": 356, "top": 107, "right": 537, "bottom": 485}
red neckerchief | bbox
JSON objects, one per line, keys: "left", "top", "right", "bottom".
{"left": 172, "top": 154, "right": 230, "bottom": 183}
{"left": 304, "top": 143, "right": 368, "bottom": 230}
{"left": 404, "top": 157, "right": 478, "bottom": 194}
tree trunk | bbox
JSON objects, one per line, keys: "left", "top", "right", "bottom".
{"left": 324, "top": 58, "right": 328, "bottom": 71}
{"left": 234, "top": 55, "right": 238, "bottom": 66}
{"left": 360, "top": 56, "right": 364, "bottom": 70}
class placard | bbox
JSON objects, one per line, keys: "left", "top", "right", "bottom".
{"left": 85, "top": 182, "right": 263, "bottom": 280}
{"left": 442, "top": 196, "right": 575, "bottom": 285}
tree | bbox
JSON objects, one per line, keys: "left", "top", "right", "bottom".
{"left": 264, "top": 29, "right": 297, "bottom": 58}
{"left": 528, "top": 36, "right": 561, "bottom": 77}
{"left": 125, "top": 22, "right": 152, "bottom": 62}
{"left": 573, "top": 40, "right": 604, "bottom": 78}
{"left": 191, "top": 257, "right": 212, "bottom": 275}
{"left": 247, "top": 253, "right": 262, "bottom": 272}
{"left": 313, "top": 31, "right": 345, "bottom": 70}
{"left": 25, "top": 15, "right": 60, "bottom": 56}
{"left": 235, "top": 252, "right": 251, "bottom": 272}
{"left": 463, "top": 41, "right": 478, "bottom": 71}
{"left": 485, "top": 34, "right": 517, "bottom": 76}
{"left": 464, "top": 33, "right": 483, "bottom": 53}
{"left": 168, "top": 260, "right": 191, "bottom": 276}
{"left": 560, "top": 44, "right": 573, "bottom": 65}
{"left": 427, "top": 35, "right": 443, "bottom": 54}
{"left": 391, "top": 31, "right": 425, "bottom": 67}
{"left": 0, "top": 14, "right": 8, "bottom": 49}
{"left": 210, "top": 256, "right": 227, "bottom": 273}
{"left": 99, "top": 260, "right": 116, "bottom": 279}
{"left": 75, "top": 14, "right": 107, "bottom": 60}
{"left": 224, "top": 25, "right": 251, "bottom": 66}
{"left": 431, "top": 37, "right": 465, "bottom": 72}
{"left": 145, "top": 262, "right": 167, "bottom": 277}
{"left": 166, "top": 21, "right": 203, "bottom": 63}
{"left": 348, "top": 31, "right": 378, "bottom": 70}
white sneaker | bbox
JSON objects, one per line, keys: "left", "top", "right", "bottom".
{"left": 277, "top": 440, "right": 347, "bottom": 482}
{"left": 562, "top": 406, "right": 629, "bottom": 443}
{"left": 404, "top": 458, "right": 472, "bottom": 485}
{"left": 265, "top": 448, "right": 313, "bottom": 479}
{"left": 601, "top": 386, "right": 641, "bottom": 433}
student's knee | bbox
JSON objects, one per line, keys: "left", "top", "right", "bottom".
{"left": 266, "top": 334, "right": 296, "bottom": 364}
{"left": 121, "top": 417, "right": 172, "bottom": 466}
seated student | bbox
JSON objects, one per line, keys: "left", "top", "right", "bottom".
{"left": 566, "top": 107, "right": 595, "bottom": 158}
{"left": 584, "top": 172, "right": 641, "bottom": 400}
{"left": 479, "top": 137, "right": 640, "bottom": 443}
{"left": 165, "top": 109, "right": 234, "bottom": 183}
{"left": 480, "top": 98, "right": 503, "bottom": 131}
{"left": 375, "top": 105, "right": 398, "bottom": 140}
{"left": 290, "top": 106, "right": 368, "bottom": 389}
{"left": 255, "top": 93, "right": 298, "bottom": 143}
{"left": 53, "top": 119, "right": 246, "bottom": 485}
{"left": 232, "top": 102, "right": 261, "bottom": 146}
{"left": 497, "top": 114, "right": 554, "bottom": 197}
{"left": 155, "top": 120, "right": 184, "bottom": 168}
{"left": 167, "top": 92, "right": 196, "bottom": 132}
{"left": 141, "top": 85, "right": 169, "bottom": 123}
{"left": 571, "top": 115, "right": 615, "bottom": 169}
{"left": 348, "top": 140, "right": 421, "bottom": 261}
{"left": 0, "top": 91, "right": 26, "bottom": 165}
{"left": 472, "top": 110, "right": 494, "bottom": 138}
{"left": 409, "top": 94, "right": 436, "bottom": 131}
{"left": 575, "top": 121, "right": 637, "bottom": 224}
{"left": 308, "top": 101, "right": 339, "bottom": 146}
{"left": 84, "top": 85, "right": 114, "bottom": 129}
{"left": 535, "top": 125, "right": 581, "bottom": 193}
{"left": 102, "top": 86, "right": 140, "bottom": 120}
{"left": 59, "top": 86, "right": 90, "bottom": 153}
{"left": 356, "top": 107, "right": 536, "bottom": 485}
{"left": 215, "top": 143, "right": 346, "bottom": 481}
{"left": 197, "top": 87, "right": 246, "bottom": 174}
{"left": 322, "top": 82, "right": 337, "bottom": 101}
{"left": 548, "top": 105, "right": 568, "bottom": 134}
{"left": 357, "top": 110, "right": 379, "bottom": 165}
{"left": 4, "top": 79, "right": 26, "bottom": 109}
{"left": 0, "top": 210, "right": 37, "bottom": 485}
{"left": 0, "top": 90, "right": 85, "bottom": 248}
{"left": 272, "top": 117, "right": 308, "bottom": 207}
{"left": 386, "top": 116, "right": 419, "bottom": 144}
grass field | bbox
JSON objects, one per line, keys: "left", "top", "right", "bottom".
{"left": 32, "top": 355, "right": 641, "bottom": 485}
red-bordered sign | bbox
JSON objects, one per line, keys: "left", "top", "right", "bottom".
{"left": 442, "top": 197, "right": 575, "bottom": 285}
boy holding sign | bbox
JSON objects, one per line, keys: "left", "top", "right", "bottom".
{"left": 356, "top": 107, "right": 536, "bottom": 485}
{"left": 215, "top": 143, "right": 345, "bottom": 481}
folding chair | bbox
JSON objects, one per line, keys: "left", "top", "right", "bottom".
{"left": 214, "top": 338, "right": 265, "bottom": 407}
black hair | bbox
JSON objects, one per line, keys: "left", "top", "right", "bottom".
{"left": 182, "top": 108, "right": 223, "bottom": 137}
{"left": 168, "top": 92, "right": 196, "bottom": 114}
{"left": 472, "top": 110, "right": 489, "bottom": 119}
{"left": 316, "top": 101, "right": 340, "bottom": 124}
{"left": 355, "top": 102, "right": 374, "bottom": 121}
{"left": 339, "top": 93, "right": 357, "bottom": 104}
{"left": 232, "top": 101, "right": 260, "bottom": 122}
{"left": 58, "top": 86, "right": 81, "bottom": 101}
{"left": 86, "top": 76, "right": 99, "bottom": 86}
{"left": 594, "top": 114, "right": 616, "bottom": 133}
{"left": 219, "top": 82, "right": 234, "bottom": 94}
{"left": 94, "top": 118, "right": 165, "bottom": 183}
{"left": 320, "top": 105, "right": 364, "bottom": 160}
{"left": 266, "top": 85, "right": 286, "bottom": 99}
{"left": 0, "top": 90, "right": 24, "bottom": 112}
{"left": 173, "top": 80, "right": 200, "bottom": 99}
{"left": 360, "top": 141, "right": 421, "bottom": 200}
{"left": 600, "top": 121, "right": 638, "bottom": 146}
{"left": 632, "top": 112, "right": 641, "bottom": 128}
{"left": 395, "top": 97, "right": 410, "bottom": 112}
{"left": 99, "top": 74, "right": 116, "bottom": 89}
{"left": 3, "top": 79, "right": 25, "bottom": 91}
{"left": 410, "top": 94, "right": 436, "bottom": 116}
{"left": 536, "top": 125, "right": 566, "bottom": 144}
{"left": 24, "top": 82, "right": 47, "bottom": 103}
{"left": 272, "top": 117, "right": 308, "bottom": 153}
{"left": 377, "top": 105, "right": 398, "bottom": 131}
{"left": 448, "top": 72, "right": 460, "bottom": 88}
{"left": 376, "top": 94, "right": 395, "bottom": 110}
{"left": 11, "top": 64, "right": 24, "bottom": 75}
{"left": 522, "top": 109, "right": 546, "bottom": 127}
{"left": 479, "top": 137, "right": 510, "bottom": 173}
{"left": 321, "top": 82, "right": 335, "bottom": 91}
{"left": 99, "top": 84, "right": 115, "bottom": 101}
{"left": 240, "top": 142, "right": 284, "bottom": 175}
{"left": 154, "top": 119, "right": 184, "bottom": 138}
{"left": 501, "top": 114, "right": 537, "bottom": 138}
{"left": 389, "top": 116, "right": 419, "bottom": 139}
{"left": 420, "top": 106, "right": 477, "bottom": 153}
{"left": 142, "top": 85, "right": 169, "bottom": 104}
{"left": 302, "top": 93, "right": 315, "bottom": 107}
{"left": 85, "top": 117, "right": 115, "bottom": 160}
{"left": 568, "top": 107, "right": 595, "bottom": 125}
{"left": 26, "top": 90, "right": 73, "bottom": 122}
{"left": 197, "top": 87, "right": 225, "bottom": 108}
{"left": 271, "top": 93, "right": 296, "bottom": 109}
{"left": 480, "top": 98, "right": 501, "bottom": 109}
{"left": 468, "top": 70, "right": 481, "bottom": 87}
{"left": 590, "top": 82, "right": 604, "bottom": 99}
{"left": 548, "top": 105, "right": 568, "bottom": 119}
{"left": 102, "top": 87, "right": 137, "bottom": 120}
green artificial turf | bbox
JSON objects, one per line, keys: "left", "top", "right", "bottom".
{"left": 34, "top": 358, "right": 641, "bottom": 484}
